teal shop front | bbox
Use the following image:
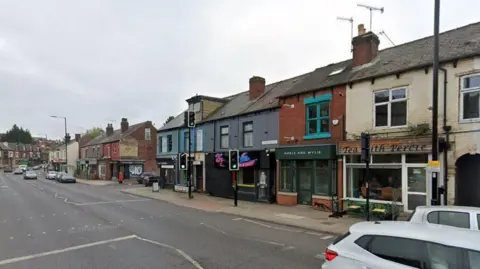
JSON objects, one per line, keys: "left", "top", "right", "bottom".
{"left": 276, "top": 145, "right": 337, "bottom": 209}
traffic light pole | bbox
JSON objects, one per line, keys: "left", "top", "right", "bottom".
{"left": 187, "top": 130, "right": 192, "bottom": 199}
{"left": 233, "top": 171, "right": 238, "bottom": 207}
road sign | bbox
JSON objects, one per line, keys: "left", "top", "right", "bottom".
{"left": 428, "top": 160, "right": 440, "bottom": 167}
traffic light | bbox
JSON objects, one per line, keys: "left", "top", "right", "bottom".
{"left": 183, "top": 111, "right": 189, "bottom": 127}
{"left": 188, "top": 111, "right": 195, "bottom": 128}
{"left": 179, "top": 153, "right": 187, "bottom": 170}
{"left": 360, "top": 133, "right": 370, "bottom": 163}
{"left": 229, "top": 150, "right": 239, "bottom": 171}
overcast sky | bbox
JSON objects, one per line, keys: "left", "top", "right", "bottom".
{"left": 0, "top": 0, "right": 479, "bottom": 139}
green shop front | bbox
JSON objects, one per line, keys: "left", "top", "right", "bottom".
{"left": 276, "top": 145, "right": 338, "bottom": 210}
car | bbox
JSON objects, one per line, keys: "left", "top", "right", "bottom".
{"left": 46, "top": 170, "right": 57, "bottom": 180}
{"left": 18, "top": 165, "right": 27, "bottom": 172}
{"left": 408, "top": 205, "right": 480, "bottom": 231}
{"left": 23, "top": 170, "right": 37, "bottom": 180}
{"left": 3, "top": 167, "right": 13, "bottom": 173}
{"left": 13, "top": 168, "right": 23, "bottom": 174}
{"left": 137, "top": 172, "right": 160, "bottom": 186}
{"left": 322, "top": 221, "right": 480, "bottom": 269}
{"left": 56, "top": 172, "right": 76, "bottom": 183}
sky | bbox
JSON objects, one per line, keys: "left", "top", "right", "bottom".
{"left": 0, "top": 0, "right": 479, "bottom": 140}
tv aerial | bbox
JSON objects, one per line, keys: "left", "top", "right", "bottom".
{"left": 357, "top": 3, "right": 384, "bottom": 31}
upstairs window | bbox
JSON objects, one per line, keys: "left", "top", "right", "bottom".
{"left": 183, "top": 131, "right": 189, "bottom": 152}
{"left": 243, "top": 122, "right": 253, "bottom": 147}
{"left": 161, "top": 136, "right": 168, "bottom": 153}
{"left": 460, "top": 74, "right": 480, "bottom": 121}
{"left": 303, "top": 93, "right": 332, "bottom": 139}
{"left": 374, "top": 87, "right": 407, "bottom": 128}
{"left": 220, "top": 126, "right": 229, "bottom": 149}
{"left": 145, "top": 128, "right": 151, "bottom": 140}
{"left": 167, "top": 135, "right": 173, "bottom": 152}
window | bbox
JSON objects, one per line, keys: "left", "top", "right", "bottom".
{"left": 183, "top": 131, "right": 189, "bottom": 152}
{"left": 426, "top": 242, "right": 461, "bottom": 269}
{"left": 167, "top": 135, "right": 173, "bottom": 152}
{"left": 220, "top": 126, "right": 229, "bottom": 149}
{"left": 314, "top": 160, "right": 330, "bottom": 195}
{"left": 306, "top": 102, "right": 330, "bottom": 136}
{"left": 145, "top": 128, "right": 151, "bottom": 140}
{"left": 196, "top": 130, "right": 203, "bottom": 151}
{"left": 369, "top": 236, "right": 424, "bottom": 268}
{"left": 427, "top": 211, "right": 470, "bottom": 229}
{"left": 354, "top": 235, "right": 372, "bottom": 249}
{"left": 374, "top": 87, "right": 407, "bottom": 127}
{"left": 477, "top": 214, "right": 480, "bottom": 230}
{"left": 238, "top": 167, "right": 255, "bottom": 185}
{"left": 280, "top": 161, "right": 295, "bottom": 192}
{"left": 243, "top": 122, "right": 253, "bottom": 147}
{"left": 161, "top": 137, "right": 168, "bottom": 153}
{"left": 113, "top": 144, "right": 116, "bottom": 154}
{"left": 467, "top": 249, "right": 480, "bottom": 269}
{"left": 106, "top": 145, "right": 110, "bottom": 157}
{"left": 346, "top": 167, "right": 402, "bottom": 202}
{"left": 460, "top": 74, "right": 480, "bottom": 120}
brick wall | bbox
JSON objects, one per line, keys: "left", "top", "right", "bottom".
{"left": 279, "top": 86, "right": 346, "bottom": 146}
{"left": 130, "top": 122, "right": 157, "bottom": 173}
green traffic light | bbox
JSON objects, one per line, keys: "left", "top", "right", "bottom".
{"left": 232, "top": 164, "right": 237, "bottom": 169}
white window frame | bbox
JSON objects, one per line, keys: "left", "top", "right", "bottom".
{"left": 220, "top": 126, "right": 229, "bottom": 149}
{"left": 196, "top": 129, "right": 203, "bottom": 151}
{"left": 145, "top": 128, "right": 151, "bottom": 140}
{"left": 373, "top": 87, "right": 408, "bottom": 128}
{"left": 459, "top": 73, "right": 480, "bottom": 122}
{"left": 162, "top": 136, "right": 168, "bottom": 153}
{"left": 243, "top": 122, "right": 253, "bottom": 148}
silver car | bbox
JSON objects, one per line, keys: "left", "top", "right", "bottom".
{"left": 57, "top": 172, "right": 76, "bottom": 183}
{"left": 408, "top": 205, "right": 480, "bottom": 231}
{"left": 23, "top": 170, "right": 37, "bottom": 180}
{"left": 46, "top": 171, "right": 57, "bottom": 180}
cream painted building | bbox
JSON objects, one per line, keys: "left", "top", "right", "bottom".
{"left": 49, "top": 141, "right": 79, "bottom": 174}
{"left": 339, "top": 22, "right": 480, "bottom": 212}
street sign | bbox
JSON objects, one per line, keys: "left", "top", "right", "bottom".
{"left": 428, "top": 160, "right": 440, "bottom": 167}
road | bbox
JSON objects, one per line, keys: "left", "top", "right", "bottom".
{"left": 0, "top": 171, "right": 333, "bottom": 268}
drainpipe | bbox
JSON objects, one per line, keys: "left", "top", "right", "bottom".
{"left": 440, "top": 67, "right": 449, "bottom": 205}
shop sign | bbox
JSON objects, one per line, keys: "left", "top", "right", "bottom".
{"left": 214, "top": 153, "right": 228, "bottom": 168}
{"left": 276, "top": 145, "right": 336, "bottom": 160}
{"left": 214, "top": 151, "right": 260, "bottom": 168}
{"left": 339, "top": 139, "right": 431, "bottom": 155}
{"left": 239, "top": 152, "right": 258, "bottom": 168}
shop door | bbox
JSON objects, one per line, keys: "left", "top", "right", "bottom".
{"left": 406, "top": 166, "right": 428, "bottom": 211}
{"left": 297, "top": 161, "right": 313, "bottom": 205}
{"left": 456, "top": 154, "right": 480, "bottom": 207}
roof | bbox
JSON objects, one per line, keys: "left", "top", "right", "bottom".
{"left": 84, "top": 122, "right": 146, "bottom": 146}
{"left": 203, "top": 73, "right": 310, "bottom": 122}
{"left": 349, "top": 21, "right": 480, "bottom": 82}
{"left": 350, "top": 221, "right": 480, "bottom": 251}
{"left": 157, "top": 110, "right": 187, "bottom": 132}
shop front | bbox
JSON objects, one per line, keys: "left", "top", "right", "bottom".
{"left": 78, "top": 158, "right": 97, "bottom": 179}
{"left": 204, "top": 150, "right": 275, "bottom": 203}
{"left": 116, "top": 159, "right": 144, "bottom": 180}
{"left": 157, "top": 157, "right": 176, "bottom": 188}
{"left": 276, "top": 145, "right": 337, "bottom": 210}
{"left": 339, "top": 138, "right": 435, "bottom": 213}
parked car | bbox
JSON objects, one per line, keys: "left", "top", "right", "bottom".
{"left": 46, "top": 170, "right": 57, "bottom": 180}
{"left": 23, "top": 170, "right": 37, "bottom": 180}
{"left": 3, "top": 167, "right": 13, "bottom": 173}
{"left": 56, "top": 172, "right": 76, "bottom": 183}
{"left": 138, "top": 172, "right": 160, "bottom": 187}
{"left": 18, "top": 165, "right": 27, "bottom": 172}
{"left": 13, "top": 168, "right": 23, "bottom": 175}
{"left": 137, "top": 172, "right": 156, "bottom": 184}
{"left": 322, "top": 221, "right": 480, "bottom": 269}
{"left": 408, "top": 205, "right": 480, "bottom": 231}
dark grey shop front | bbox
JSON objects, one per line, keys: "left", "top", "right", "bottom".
{"left": 205, "top": 150, "right": 276, "bottom": 203}
{"left": 156, "top": 157, "right": 176, "bottom": 188}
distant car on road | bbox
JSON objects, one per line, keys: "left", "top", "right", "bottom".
{"left": 56, "top": 172, "right": 76, "bottom": 183}
{"left": 3, "top": 167, "right": 13, "bottom": 173}
{"left": 18, "top": 165, "right": 27, "bottom": 172}
{"left": 23, "top": 170, "right": 37, "bottom": 180}
{"left": 46, "top": 171, "right": 57, "bottom": 180}
{"left": 13, "top": 168, "right": 23, "bottom": 175}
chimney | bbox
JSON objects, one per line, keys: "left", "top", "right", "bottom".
{"left": 75, "top": 133, "right": 81, "bottom": 142}
{"left": 120, "top": 118, "right": 129, "bottom": 133}
{"left": 352, "top": 23, "right": 380, "bottom": 67}
{"left": 249, "top": 76, "right": 266, "bottom": 100}
{"left": 106, "top": 123, "right": 114, "bottom": 136}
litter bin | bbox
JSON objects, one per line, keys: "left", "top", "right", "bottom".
{"left": 152, "top": 181, "right": 159, "bottom": 192}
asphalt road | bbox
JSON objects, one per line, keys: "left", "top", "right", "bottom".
{"left": 0, "top": 171, "right": 334, "bottom": 268}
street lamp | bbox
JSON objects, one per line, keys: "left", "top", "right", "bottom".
{"left": 51, "top": 116, "right": 69, "bottom": 173}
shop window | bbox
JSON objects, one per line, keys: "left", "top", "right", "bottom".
{"left": 280, "top": 160, "right": 295, "bottom": 192}
{"left": 374, "top": 87, "right": 407, "bottom": 128}
{"left": 346, "top": 167, "right": 402, "bottom": 202}
{"left": 372, "top": 154, "right": 401, "bottom": 163}
{"left": 406, "top": 154, "right": 428, "bottom": 163}
{"left": 239, "top": 167, "right": 255, "bottom": 185}
{"left": 347, "top": 155, "right": 362, "bottom": 163}
{"left": 314, "top": 160, "right": 330, "bottom": 195}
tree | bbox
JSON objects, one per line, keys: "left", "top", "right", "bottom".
{"left": 163, "top": 116, "right": 175, "bottom": 126}
{"left": 84, "top": 127, "right": 105, "bottom": 138}
{"left": 1, "top": 124, "right": 33, "bottom": 144}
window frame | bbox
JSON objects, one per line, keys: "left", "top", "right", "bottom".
{"left": 242, "top": 122, "right": 253, "bottom": 148}
{"left": 145, "top": 128, "right": 151, "bottom": 140}
{"left": 183, "top": 131, "right": 189, "bottom": 152}
{"left": 459, "top": 73, "right": 480, "bottom": 122}
{"left": 373, "top": 87, "right": 408, "bottom": 128}
{"left": 220, "top": 126, "right": 229, "bottom": 149}
{"left": 161, "top": 136, "right": 168, "bottom": 153}
{"left": 305, "top": 101, "right": 330, "bottom": 137}
{"left": 279, "top": 160, "right": 295, "bottom": 192}
{"left": 167, "top": 135, "right": 173, "bottom": 152}
{"left": 426, "top": 210, "right": 471, "bottom": 229}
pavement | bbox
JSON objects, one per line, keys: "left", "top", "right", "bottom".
{"left": 122, "top": 187, "right": 360, "bottom": 235}
{"left": 0, "top": 172, "right": 337, "bottom": 268}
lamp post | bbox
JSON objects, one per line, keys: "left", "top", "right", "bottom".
{"left": 51, "top": 116, "right": 69, "bottom": 173}
{"left": 431, "top": 0, "right": 440, "bottom": 205}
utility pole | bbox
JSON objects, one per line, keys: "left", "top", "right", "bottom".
{"left": 357, "top": 3, "right": 384, "bottom": 31}
{"left": 51, "top": 116, "right": 69, "bottom": 173}
{"left": 431, "top": 0, "right": 441, "bottom": 205}
{"left": 337, "top": 16, "right": 354, "bottom": 52}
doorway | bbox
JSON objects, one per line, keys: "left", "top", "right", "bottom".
{"left": 297, "top": 160, "right": 313, "bottom": 205}
{"left": 456, "top": 154, "right": 480, "bottom": 207}
{"left": 405, "top": 166, "right": 428, "bottom": 211}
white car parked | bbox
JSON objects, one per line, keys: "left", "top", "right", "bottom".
{"left": 46, "top": 171, "right": 57, "bottom": 180}
{"left": 322, "top": 221, "right": 480, "bottom": 269}
{"left": 408, "top": 205, "right": 480, "bottom": 231}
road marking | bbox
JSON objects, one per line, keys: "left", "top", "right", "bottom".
{"left": 75, "top": 199, "right": 150, "bottom": 206}
{"left": 0, "top": 234, "right": 137, "bottom": 266}
{"left": 52, "top": 214, "right": 56, "bottom": 216}
{"left": 136, "top": 236, "right": 205, "bottom": 269}
{"left": 57, "top": 229, "right": 62, "bottom": 232}
{"left": 321, "top": 235, "right": 334, "bottom": 240}
{"left": 232, "top": 218, "right": 242, "bottom": 221}
{"left": 140, "top": 217, "right": 144, "bottom": 220}
{"left": 29, "top": 217, "right": 33, "bottom": 219}
{"left": 242, "top": 218, "right": 271, "bottom": 228}
{"left": 9, "top": 237, "right": 13, "bottom": 240}
{"left": 27, "top": 234, "right": 31, "bottom": 237}
{"left": 42, "top": 232, "right": 46, "bottom": 235}
{"left": 306, "top": 231, "right": 324, "bottom": 237}
{"left": 315, "top": 254, "right": 324, "bottom": 259}
{"left": 16, "top": 218, "right": 20, "bottom": 221}
{"left": 200, "top": 223, "right": 227, "bottom": 235}
{"left": 272, "top": 226, "right": 302, "bottom": 233}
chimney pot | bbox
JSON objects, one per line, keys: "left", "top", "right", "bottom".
{"left": 248, "top": 76, "right": 266, "bottom": 101}
{"left": 106, "top": 123, "right": 114, "bottom": 136}
{"left": 75, "top": 133, "right": 81, "bottom": 142}
{"left": 121, "top": 118, "right": 129, "bottom": 133}
{"left": 358, "top": 24, "right": 366, "bottom": 35}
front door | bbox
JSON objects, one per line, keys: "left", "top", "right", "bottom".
{"left": 406, "top": 166, "right": 428, "bottom": 211}
{"left": 297, "top": 161, "right": 313, "bottom": 205}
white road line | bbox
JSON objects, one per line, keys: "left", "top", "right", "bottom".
{"left": 306, "top": 231, "right": 324, "bottom": 237}
{"left": 75, "top": 199, "right": 150, "bottom": 206}
{"left": 57, "top": 229, "right": 62, "bottom": 232}
{"left": 42, "top": 232, "right": 46, "bottom": 235}
{"left": 242, "top": 218, "right": 271, "bottom": 228}
{"left": 272, "top": 226, "right": 302, "bottom": 233}
{"left": 200, "top": 223, "right": 227, "bottom": 235}
{"left": 0, "top": 235, "right": 137, "bottom": 266}
{"left": 232, "top": 218, "right": 242, "bottom": 221}
{"left": 321, "top": 235, "right": 334, "bottom": 240}
{"left": 136, "top": 236, "right": 205, "bottom": 269}
{"left": 9, "top": 237, "right": 13, "bottom": 240}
